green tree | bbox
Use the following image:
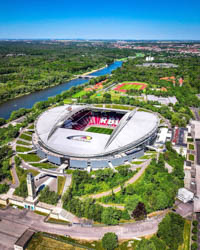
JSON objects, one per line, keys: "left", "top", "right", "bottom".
{"left": 157, "top": 213, "right": 184, "bottom": 250}
{"left": 0, "top": 183, "right": 9, "bottom": 194}
{"left": 102, "top": 232, "right": 118, "bottom": 250}
{"left": 125, "top": 194, "right": 140, "bottom": 211}
{"left": 39, "top": 186, "right": 60, "bottom": 205}
{"left": 136, "top": 236, "right": 166, "bottom": 250}
{"left": 101, "top": 207, "right": 121, "bottom": 225}
{"left": 14, "top": 180, "right": 28, "bottom": 198}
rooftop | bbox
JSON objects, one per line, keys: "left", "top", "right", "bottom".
{"left": 14, "top": 229, "right": 35, "bottom": 247}
{"left": 191, "top": 120, "right": 200, "bottom": 139}
{"left": 35, "top": 105, "right": 159, "bottom": 157}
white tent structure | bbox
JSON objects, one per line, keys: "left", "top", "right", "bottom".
{"left": 177, "top": 188, "right": 194, "bottom": 203}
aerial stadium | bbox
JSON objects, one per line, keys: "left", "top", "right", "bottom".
{"left": 33, "top": 105, "right": 159, "bottom": 169}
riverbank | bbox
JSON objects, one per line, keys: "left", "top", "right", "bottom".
{"left": 81, "top": 64, "right": 107, "bottom": 76}
{"left": 0, "top": 61, "right": 122, "bottom": 119}
{"left": 0, "top": 64, "right": 107, "bottom": 106}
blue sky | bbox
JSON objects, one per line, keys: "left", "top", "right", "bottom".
{"left": 0, "top": 0, "right": 200, "bottom": 39}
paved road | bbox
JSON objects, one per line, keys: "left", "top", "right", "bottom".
{"left": 88, "top": 159, "right": 151, "bottom": 199}
{"left": 0, "top": 206, "right": 164, "bottom": 241}
{"left": 99, "top": 202, "right": 125, "bottom": 210}
{"left": 10, "top": 156, "right": 20, "bottom": 189}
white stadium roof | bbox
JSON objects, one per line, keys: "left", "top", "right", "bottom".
{"left": 35, "top": 105, "right": 159, "bottom": 157}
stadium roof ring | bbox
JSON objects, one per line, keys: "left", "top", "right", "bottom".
{"left": 33, "top": 105, "right": 159, "bottom": 168}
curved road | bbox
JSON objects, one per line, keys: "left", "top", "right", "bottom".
{"left": 0, "top": 207, "right": 165, "bottom": 240}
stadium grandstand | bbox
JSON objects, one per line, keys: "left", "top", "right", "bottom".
{"left": 62, "top": 110, "right": 123, "bottom": 131}
{"left": 33, "top": 105, "right": 159, "bottom": 169}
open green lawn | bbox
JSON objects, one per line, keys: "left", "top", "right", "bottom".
{"left": 16, "top": 140, "right": 31, "bottom": 146}
{"left": 27, "top": 232, "right": 87, "bottom": 250}
{"left": 31, "top": 162, "right": 56, "bottom": 169}
{"left": 28, "top": 231, "right": 139, "bottom": 250}
{"left": 25, "top": 131, "right": 33, "bottom": 135}
{"left": 178, "top": 220, "right": 191, "bottom": 250}
{"left": 28, "top": 124, "right": 34, "bottom": 129}
{"left": 94, "top": 104, "right": 103, "bottom": 107}
{"left": 121, "top": 84, "right": 142, "bottom": 90}
{"left": 131, "top": 161, "right": 143, "bottom": 165}
{"left": 118, "top": 57, "right": 128, "bottom": 61}
{"left": 19, "top": 133, "right": 32, "bottom": 141}
{"left": 16, "top": 165, "right": 39, "bottom": 183}
{"left": 86, "top": 126, "right": 113, "bottom": 135}
{"left": 72, "top": 90, "right": 88, "bottom": 98}
{"left": 18, "top": 153, "right": 41, "bottom": 162}
{"left": 63, "top": 99, "right": 72, "bottom": 104}
{"left": 139, "top": 154, "right": 153, "bottom": 160}
{"left": 106, "top": 104, "right": 135, "bottom": 110}
{"left": 16, "top": 146, "right": 31, "bottom": 152}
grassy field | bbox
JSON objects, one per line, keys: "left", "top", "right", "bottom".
{"left": 27, "top": 233, "right": 86, "bottom": 250}
{"left": 139, "top": 155, "right": 153, "bottom": 160}
{"left": 16, "top": 140, "right": 31, "bottom": 146}
{"left": 16, "top": 165, "right": 39, "bottom": 183}
{"left": 121, "top": 83, "right": 142, "bottom": 90}
{"left": 57, "top": 176, "right": 66, "bottom": 195}
{"left": 178, "top": 220, "right": 191, "bottom": 250}
{"left": 27, "top": 232, "right": 138, "bottom": 250}
{"left": 105, "top": 104, "right": 135, "bottom": 110}
{"left": 31, "top": 162, "right": 56, "bottom": 169}
{"left": 28, "top": 124, "right": 34, "bottom": 129}
{"left": 16, "top": 146, "right": 31, "bottom": 152}
{"left": 131, "top": 161, "right": 143, "bottom": 165}
{"left": 72, "top": 90, "right": 87, "bottom": 98}
{"left": 19, "top": 133, "right": 32, "bottom": 141}
{"left": 94, "top": 104, "right": 103, "bottom": 107}
{"left": 25, "top": 131, "right": 33, "bottom": 135}
{"left": 118, "top": 57, "right": 128, "bottom": 61}
{"left": 86, "top": 126, "right": 113, "bottom": 135}
{"left": 18, "top": 153, "right": 41, "bottom": 162}
{"left": 63, "top": 99, "right": 72, "bottom": 104}
{"left": 114, "top": 81, "right": 148, "bottom": 92}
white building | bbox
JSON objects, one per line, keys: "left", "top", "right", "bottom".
{"left": 177, "top": 188, "right": 194, "bottom": 203}
{"left": 145, "top": 56, "right": 154, "bottom": 62}
{"left": 155, "top": 128, "right": 172, "bottom": 146}
{"left": 147, "top": 95, "right": 178, "bottom": 105}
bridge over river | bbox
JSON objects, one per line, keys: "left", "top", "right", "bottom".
{"left": 76, "top": 75, "right": 97, "bottom": 79}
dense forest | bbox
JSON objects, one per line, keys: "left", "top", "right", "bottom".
{"left": 0, "top": 41, "right": 136, "bottom": 103}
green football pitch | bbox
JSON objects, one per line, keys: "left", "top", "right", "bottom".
{"left": 120, "top": 84, "right": 142, "bottom": 90}
{"left": 86, "top": 126, "right": 113, "bottom": 135}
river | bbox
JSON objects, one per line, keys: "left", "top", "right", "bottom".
{"left": 0, "top": 61, "right": 122, "bottom": 119}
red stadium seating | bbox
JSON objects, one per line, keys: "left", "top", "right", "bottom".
{"left": 64, "top": 111, "right": 123, "bottom": 131}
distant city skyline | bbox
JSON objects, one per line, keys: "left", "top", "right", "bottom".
{"left": 0, "top": 0, "right": 200, "bottom": 40}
